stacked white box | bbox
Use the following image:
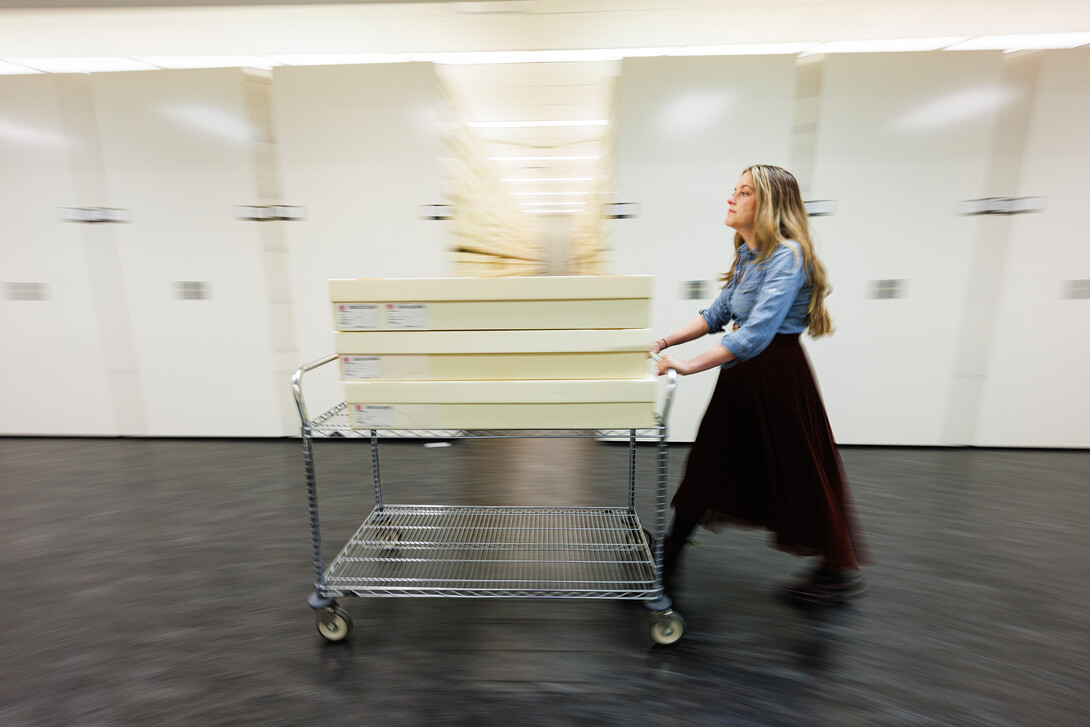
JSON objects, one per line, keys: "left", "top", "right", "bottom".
{"left": 329, "top": 276, "right": 656, "bottom": 429}
{"left": 329, "top": 276, "right": 651, "bottom": 331}
{"left": 335, "top": 329, "right": 651, "bottom": 381}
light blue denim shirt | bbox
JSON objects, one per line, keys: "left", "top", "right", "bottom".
{"left": 700, "top": 240, "right": 810, "bottom": 367}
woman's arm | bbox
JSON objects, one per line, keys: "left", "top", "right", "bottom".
{"left": 652, "top": 314, "right": 736, "bottom": 376}
{"left": 656, "top": 344, "right": 736, "bottom": 376}
{"left": 650, "top": 315, "right": 710, "bottom": 355}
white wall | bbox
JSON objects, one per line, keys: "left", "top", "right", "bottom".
{"left": 804, "top": 51, "right": 1004, "bottom": 445}
{"left": 0, "top": 75, "right": 117, "bottom": 435}
{"left": 612, "top": 55, "right": 798, "bottom": 442}
{"left": 87, "top": 68, "right": 284, "bottom": 437}
{"left": 975, "top": 48, "right": 1090, "bottom": 447}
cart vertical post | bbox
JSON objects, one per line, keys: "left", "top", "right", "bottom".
{"left": 292, "top": 355, "right": 339, "bottom": 606}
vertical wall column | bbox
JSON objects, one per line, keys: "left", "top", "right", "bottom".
{"left": 54, "top": 75, "right": 149, "bottom": 436}
{"left": 941, "top": 53, "right": 1041, "bottom": 445}
{"left": 243, "top": 70, "right": 301, "bottom": 435}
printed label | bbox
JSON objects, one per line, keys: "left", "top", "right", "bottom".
{"left": 384, "top": 303, "right": 428, "bottom": 330}
{"left": 351, "top": 404, "right": 394, "bottom": 428}
{"left": 342, "top": 356, "right": 382, "bottom": 380}
{"left": 336, "top": 303, "right": 380, "bottom": 331}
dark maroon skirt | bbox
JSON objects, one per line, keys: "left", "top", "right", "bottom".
{"left": 672, "top": 334, "right": 868, "bottom": 568}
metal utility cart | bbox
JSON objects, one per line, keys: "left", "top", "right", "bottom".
{"left": 292, "top": 354, "right": 684, "bottom": 645}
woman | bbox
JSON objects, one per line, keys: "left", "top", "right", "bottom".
{"left": 653, "top": 164, "right": 867, "bottom": 604}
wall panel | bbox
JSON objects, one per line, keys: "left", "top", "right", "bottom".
{"left": 975, "top": 49, "right": 1090, "bottom": 447}
{"left": 89, "top": 69, "right": 282, "bottom": 436}
{"left": 0, "top": 76, "right": 116, "bottom": 435}
{"left": 806, "top": 52, "right": 1003, "bottom": 445}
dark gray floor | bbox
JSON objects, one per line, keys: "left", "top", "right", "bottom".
{"left": 1, "top": 437, "right": 1087, "bottom": 726}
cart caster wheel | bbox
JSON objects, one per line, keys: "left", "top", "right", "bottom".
{"left": 316, "top": 606, "right": 353, "bottom": 642}
{"left": 649, "top": 610, "right": 685, "bottom": 646}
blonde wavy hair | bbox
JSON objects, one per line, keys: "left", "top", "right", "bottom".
{"left": 721, "top": 164, "right": 833, "bottom": 338}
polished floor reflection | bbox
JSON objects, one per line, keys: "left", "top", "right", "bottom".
{"left": 1, "top": 438, "right": 1087, "bottom": 726}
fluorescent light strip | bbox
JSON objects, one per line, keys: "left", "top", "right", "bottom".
{"left": 7, "top": 56, "right": 159, "bottom": 73}
{"left": 137, "top": 56, "right": 280, "bottom": 70}
{"left": 266, "top": 54, "right": 409, "bottom": 66}
{"left": 519, "top": 201, "right": 587, "bottom": 206}
{"left": 527, "top": 209, "right": 585, "bottom": 214}
{"left": 669, "top": 43, "right": 817, "bottom": 56}
{"left": 5, "top": 34, "right": 1090, "bottom": 77}
{"left": 946, "top": 33, "right": 1090, "bottom": 51}
{"left": 802, "top": 37, "right": 969, "bottom": 55}
{"left": 468, "top": 120, "right": 607, "bottom": 128}
{"left": 491, "top": 155, "right": 600, "bottom": 161}
{"left": 0, "top": 60, "right": 39, "bottom": 75}
{"left": 503, "top": 177, "right": 594, "bottom": 182}
{"left": 510, "top": 191, "right": 586, "bottom": 196}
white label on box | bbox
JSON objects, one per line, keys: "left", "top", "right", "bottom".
{"left": 384, "top": 303, "right": 428, "bottom": 329}
{"left": 336, "top": 304, "right": 380, "bottom": 330}
{"left": 342, "top": 356, "right": 382, "bottom": 380}
{"left": 351, "top": 404, "right": 394, "bottom": 428}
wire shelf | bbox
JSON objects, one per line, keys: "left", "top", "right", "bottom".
{"left": 322, "top": 505, "right": 659, "bottom": 599}
{"left": 307, "top": 402, "right": 665, "bottom": 440}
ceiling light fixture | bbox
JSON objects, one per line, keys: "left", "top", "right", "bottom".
{"left": 267, "top": 54, "right": 409, "bottom": 66}
{"left": 503, "top": 177, "right": 595, "bottom": 182}
{"left": 137, "top": 55, "right": 279, "bottom": 70}
{"left": 945, "top": 33, "right": 1090, "bottom": 51}
{"left": 467, "top": 120, "right": 608, "bottom": 128}
{"left": 6, "top": 56, "right": 159, "bottom": 73}
{"left": 491, "top": 155, "right": 601, "bottom": 161}
{"left": 801, "top": 37, "right": 968, "bottom": 55}
{"left": 510, "top": 191, "right": 587, "bottom": 196}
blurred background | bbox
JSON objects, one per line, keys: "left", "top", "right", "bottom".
{"left": 1, "top": 0, "right": 1087, "bottom": 446}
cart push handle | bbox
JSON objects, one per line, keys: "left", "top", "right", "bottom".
{"left": 291, "top": 354, "right": 339, "bottom": 427}
{"left": 649, "top": 353, "right": 678, "bottom": 429}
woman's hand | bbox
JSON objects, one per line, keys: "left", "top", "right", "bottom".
{"left": 655, "top": 354, "right": 690, "bottom": 376}
{"left": 650, "top": 339, "right": 665, "bottom": 355}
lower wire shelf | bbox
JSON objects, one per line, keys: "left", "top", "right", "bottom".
{"left": 322, "top": 505, "right": 658, "bottom": 599}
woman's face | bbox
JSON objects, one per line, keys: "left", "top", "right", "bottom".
{"left": 726, "top": 171, "right": 756, "bottom": 233}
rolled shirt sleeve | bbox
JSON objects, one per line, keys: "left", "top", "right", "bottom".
{"left": 699, "top": 285, "right": 734, "bottom": 334}
{"left": 718, "top": 242, "right": 807, "bottom": 361}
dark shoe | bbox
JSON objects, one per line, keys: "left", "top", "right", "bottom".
{"left": 782, "top": 567, "right": 866, "bottom": 605}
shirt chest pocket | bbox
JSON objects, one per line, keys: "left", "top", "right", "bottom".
{"left": 731, "top": 280, "right": 759, "bottom": 316}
